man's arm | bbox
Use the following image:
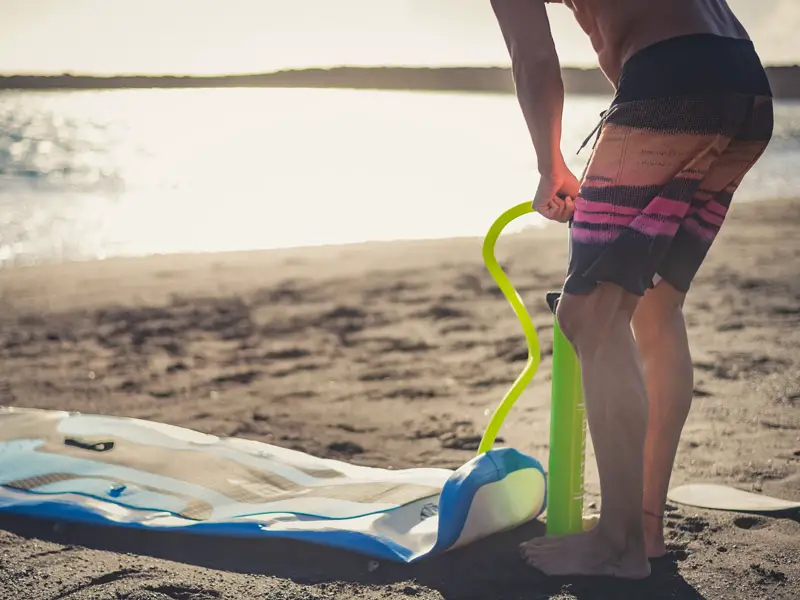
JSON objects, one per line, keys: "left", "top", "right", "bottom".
{"left": 491, "top": 0, "right": 565, "bottom": 174}
{"left": 491, "top": 0, "right": 578, "bottom": 221}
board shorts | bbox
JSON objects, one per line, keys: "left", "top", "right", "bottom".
{"left": 564, "top": 34, "right": 774, "bottom": 297}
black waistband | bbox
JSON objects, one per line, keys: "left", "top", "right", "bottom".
{"left": 613, "top": 34, "right": 772, "bottom": 104}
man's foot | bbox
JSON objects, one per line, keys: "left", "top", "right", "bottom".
{"left": 520, "top": 527, "right": 651, "bottom": 579}
{"left": 644, "top": 511, "right": 667, "bottom": 559}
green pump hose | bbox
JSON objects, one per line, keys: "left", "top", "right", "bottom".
{"left": 476, "top": 202, "right": 540, "bottom": 455}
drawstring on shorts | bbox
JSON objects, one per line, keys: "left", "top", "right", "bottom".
{"left": 577, "top": 107, "right": 615, "bottom": 155}
{"left": 574, "top": 105, "right": 618, "bottom": 184}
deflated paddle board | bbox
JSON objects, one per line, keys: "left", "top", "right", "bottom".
{"left": 0, "top": 407, "right": 547, "bottom": 562}
{"left": 668, "top": 484, "right": 800, "bottom": 513}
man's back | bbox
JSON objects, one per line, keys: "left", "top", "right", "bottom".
{"left": 556, "top": 0, "right": 749, "bottom": 83}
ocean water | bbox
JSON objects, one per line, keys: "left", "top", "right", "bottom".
{"left": 0, "top": 88, "right": 798, "bottom": 268}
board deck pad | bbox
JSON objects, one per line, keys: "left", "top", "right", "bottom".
{"left": 668, "top": 484, "right": 800, "bottom": 513}
{"left": 0, "top": 407, "right": 546, "bottom": 562}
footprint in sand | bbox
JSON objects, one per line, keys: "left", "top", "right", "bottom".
{"left": 327, "top": 441, "right": 365, "bottom": 456}
{"left": 335, "top": 423, "right": 377, "bottom": 434}
{"left": 253, "top": 281, "right": 309, "bottom": 305}
{"left": 263, "top": 347, "right": 311, "bottom": 360}
{"left": 146, "top": 584, "right": 222, "bottom": 599}
{"left": 384, "top": 387, "right": 438, "bottom": 400}
{"left": 770, "top": 305, "right": 800, "bottom": 316}
{"left": 211, "top": 370, "right": 260, "bottom": 385}
{"left": 495, "top": 337, "right": 528, "bottom": 363}
{"left": 786, "top": 393, "right": 800, "bottom": 406}
{"left": 271, "top": 363, "right": 322, "bottom": 378}
{"left": 733, "top": 516, "right": 770, "bottom": 531}
{"left": 675, "top": 515, "right": 710, "bottom": 534}
{"left": 354, "top": 337, "right": 433, "bottom": 354}
{"left": 440, "top": 322, "right": 476, "bottom": 335}
{"left": 358, "top": 368, "right": 419, "bottom": 382}
{"left": 750, "top": 564, "right": 789, "bottom": 584}
{"left": 439, "top": 432, "right": 505, "bottom": 450}
{"left": 166, "top": 361, "right": 189, "bottom": 374}
{"left": 706, "top": 352, "right": 789, "bottom": 380}
{"left": 469, "top": 376, "right": 516, "bottom": 389}
{"left": 413, "top": 304, "right": 469, "bottom": 321}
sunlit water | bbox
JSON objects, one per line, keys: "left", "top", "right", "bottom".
{"left": 1, "top": 88, "right": 798, "bottom": 268}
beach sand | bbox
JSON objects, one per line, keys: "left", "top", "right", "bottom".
{"left": 0, "top": 198, "right": 798, "bottom": 600}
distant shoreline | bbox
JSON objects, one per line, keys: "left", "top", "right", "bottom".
{"left": 2, "top": 65, "right": 799, "bottom": 98}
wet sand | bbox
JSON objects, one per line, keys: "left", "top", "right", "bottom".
{"left": 0, "top": 198, "right": 798, "bottom": 599}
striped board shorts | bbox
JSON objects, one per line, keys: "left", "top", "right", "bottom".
{"left": 564, "top": 34, "right": 774, "bottom": 297}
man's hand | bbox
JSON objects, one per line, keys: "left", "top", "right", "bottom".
{"left": 533, "top": 162, "right": 580, "bottom": 222}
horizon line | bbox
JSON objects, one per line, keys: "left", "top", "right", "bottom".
{"left": 1, "top": 62, "right": 798, "bottom": 79}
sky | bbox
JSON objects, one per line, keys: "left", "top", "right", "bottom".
{"left": 1, "top": 0, "right": 798, "bottom": 75}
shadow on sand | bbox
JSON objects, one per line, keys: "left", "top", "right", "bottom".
{"left": 0, "top": 514, "right": 709, "bottom": 600}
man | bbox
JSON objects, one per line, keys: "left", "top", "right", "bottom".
{"left": 491, "top": 0, "right": 773, "bottom": 579}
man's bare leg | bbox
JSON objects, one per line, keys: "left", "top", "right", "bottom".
{"left": 632, "top": 280, "right": 693, "bottom": 558}
{"left": 521, "top": 283, "right": 650, "bottom": 579}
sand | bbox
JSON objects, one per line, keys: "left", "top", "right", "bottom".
{"left": 0, "top": 198, "right": 798, "bottom": 600}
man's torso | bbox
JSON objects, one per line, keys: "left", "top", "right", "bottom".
{"left": 548, "top": 0, "right": 750, "bottom": 84}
